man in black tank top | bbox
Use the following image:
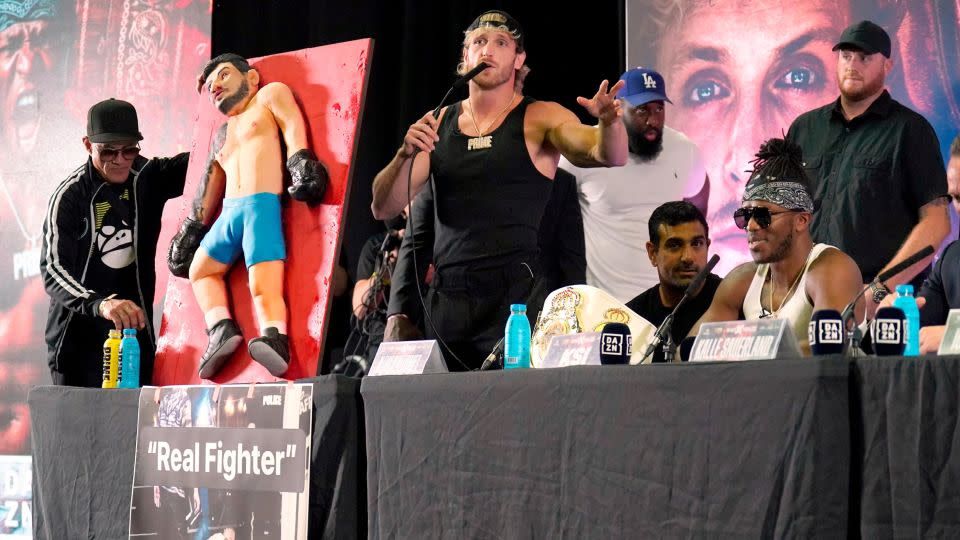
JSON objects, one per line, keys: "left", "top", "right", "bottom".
{"left": 370, "top": 10, "right": 629, "bottom": 369}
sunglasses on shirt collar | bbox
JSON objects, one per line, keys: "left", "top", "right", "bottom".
{"left": 733, "top": 206, "right": 801, "bottom": 229}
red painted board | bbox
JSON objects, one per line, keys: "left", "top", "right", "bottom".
{"left": 153, "top": 39, "right": 372, "bottom": 385}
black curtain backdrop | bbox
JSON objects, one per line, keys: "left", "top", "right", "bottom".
{"left": 212, "top": 0, "right": 624, "bottom": 276}
{"left": 211, "top": 0, "right": 624, "bottom": 369}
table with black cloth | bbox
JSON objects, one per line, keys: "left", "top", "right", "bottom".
{"left": 362, "top": 358, "right": 852, "bottom": 538}
{"left": 851, "top": 355, "right": 960, "bottom": 539}
{"left": 29, "top": 375, "right": 364, "bottom": 540}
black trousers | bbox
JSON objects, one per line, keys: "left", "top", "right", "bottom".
{"left": 424, "top": 258, "right": 543, "bottom": 371}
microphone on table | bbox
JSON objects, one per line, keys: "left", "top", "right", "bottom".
{"left": 479, "top": 337, "right": 504, "bottom": 371}
{"left": 840, "top": 245, "right": 934, "bottom": 355}
{"left": 875, "top": 245, "right": 935, "bottom": 284}
{"left": 599, "top": 323, "right": 632, "bottom": 365}
{"left": 642, "top": 254, "right": 720, "bottom": 363}
{"left": 431, "top": 62, "right": 489, "bottom": 119}
{"left": 870, "top": 307, "right": 907, "bottom": 356}
{"left": 808, "top": 309, "right": 845, "bottom": 355}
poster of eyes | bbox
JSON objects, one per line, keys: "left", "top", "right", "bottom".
{"left": 626, "top": 0, "right": 959, "bottom": 275}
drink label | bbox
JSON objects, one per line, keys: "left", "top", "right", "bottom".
{"left": 103, "top": 346, "right": 111, "bottom": 383}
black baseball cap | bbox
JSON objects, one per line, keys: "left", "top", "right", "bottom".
{"left": 465, "top": 10, "right": 524, "bottom": 51}
{"left": 833, "top": 20, "right": 891, "bottom": 58}
{"left": 86, "top": 98, "right": 143, "bottom": 143}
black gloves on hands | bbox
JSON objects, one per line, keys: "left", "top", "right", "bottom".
{"left": 168, "top": 217, "right": 207, "bottom": 278}
{"left": 286, "top": 149, "right": 328, "bottom": 206}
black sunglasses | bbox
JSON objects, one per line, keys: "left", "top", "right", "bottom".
{"left": 97, "top": 144, "right": 141, "bottom": 162}
{"left": 733, "top": 207, "right": 799, "bottom": 229}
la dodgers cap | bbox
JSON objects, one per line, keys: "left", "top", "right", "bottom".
{"left": 617, "top": 67, "right": 672, "bottom": 107}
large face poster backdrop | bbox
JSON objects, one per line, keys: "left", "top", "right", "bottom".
{"left": 626, "top": 0, "right": 959, "bottom": 275}
{"left": 0, "top": 0, "right": 210, "bottom": 532}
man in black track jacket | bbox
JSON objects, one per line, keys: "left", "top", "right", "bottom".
{"left": 41, "top": 98, "right": 189, "bottom": 386}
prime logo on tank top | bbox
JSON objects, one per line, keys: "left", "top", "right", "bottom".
{"left": 467, "top": 135, "right": 492, "bottom": 151}
{"left": 465, "top": 93, "right": 516, "bottom": 151}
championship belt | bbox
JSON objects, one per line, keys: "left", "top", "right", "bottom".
{"left": 531, "top": 285, "right": 657, "bottom": 366}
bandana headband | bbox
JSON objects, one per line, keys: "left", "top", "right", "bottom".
{"left": 742, "top": 181, "right": 814, "bottom": 213}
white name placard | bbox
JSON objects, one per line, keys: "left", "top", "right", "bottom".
{"left": 537, "top": 333, "right": 602, "bottom": 368}
{"left": 690, "top": 319, "right": 800, "bottom": 362}
{"left": 937, "top": 309, "right": 960, "bottom": 356}
{"left": 368, "top": 340, "right": 448, "bottom": 376}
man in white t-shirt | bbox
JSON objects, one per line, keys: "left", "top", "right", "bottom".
{"left": 562, "top": 67, "right": 708, "bottom": 302}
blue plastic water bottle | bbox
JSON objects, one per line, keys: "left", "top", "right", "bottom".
{"left": 117, "top": 328, "right": 141, "bottom": 388}
{"left": 504, "top": 304, "right": 531, "bottom": 369}
{"left": 893, "top": 284, "right": 920, "bottom": 356}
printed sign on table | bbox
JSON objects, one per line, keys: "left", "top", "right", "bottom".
{"left": 690, "top": 319, "right": 800, "bottom": 362}
{"left": 938, "top": 309, "right": 960, "bottom": 356}
{"left": 129, "top": 383, "right": 313, "bottom": 539}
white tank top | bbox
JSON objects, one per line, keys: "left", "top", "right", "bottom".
{"left": 743, "top": 243, "right": 836, "bottom": 356}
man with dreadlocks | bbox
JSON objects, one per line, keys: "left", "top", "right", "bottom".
{"left": 689, "top": 138, "right": 863, "bottom": 355}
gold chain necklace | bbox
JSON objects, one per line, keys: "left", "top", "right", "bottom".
{"left": 766, "top": 265, "right": 805, "bottom": 317}
{"left": 464, "top": 93, "right": 516, "bottom": 151}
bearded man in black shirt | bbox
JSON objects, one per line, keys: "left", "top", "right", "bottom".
{"left": 787, "top": 20, "right": 949, "bottom": 317}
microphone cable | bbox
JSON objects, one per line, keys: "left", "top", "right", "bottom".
{"left": 404, "top": 154, "right": 470, "bottom": 371}
{"left": 397, "top": 64, "right": 492, "bottom": 371}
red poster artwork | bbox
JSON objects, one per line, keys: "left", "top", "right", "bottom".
{"left": 0, "top": 0, "right": 210, "bottom": 456}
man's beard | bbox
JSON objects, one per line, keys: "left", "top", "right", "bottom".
{"left": 839, "top": 70, "right": 885, "bottom": 102}
{"left": 627, "top": 125, "right": 663, "bottom": 161}
{"left": 663, "top": 262, "right": 701, "bottom": 292}
{"left": 217, "top": 80, "right": 250, "bottom": 114}
{"left": 471, "top": 63, "right": 514, "bottom": 90}
{"left": 752, "top": 231, "right": 794, "bottom": 264}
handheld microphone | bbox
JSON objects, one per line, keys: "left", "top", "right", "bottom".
{"left": 642, "top": 254, "right": 720, "bottom": 362}
{"left": 454, "top": 63, "right": 490, "bottom": 88}
{"left": 431, "top": 62, "right": 489, "bottom": 118}
{"left": 599, "top": 323, "right": 632, "bottom": 365}
{"left": 480, "top": 337, "right": 504, "bottom": 370}
{"left": 808, "top": 309, "right": 844, "bottom": 355}
{"left": 870, "top": 307, "right": 907, "bottom": 356}
{"left": 678, "top": 336, "right": 696, "bottom": 362}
